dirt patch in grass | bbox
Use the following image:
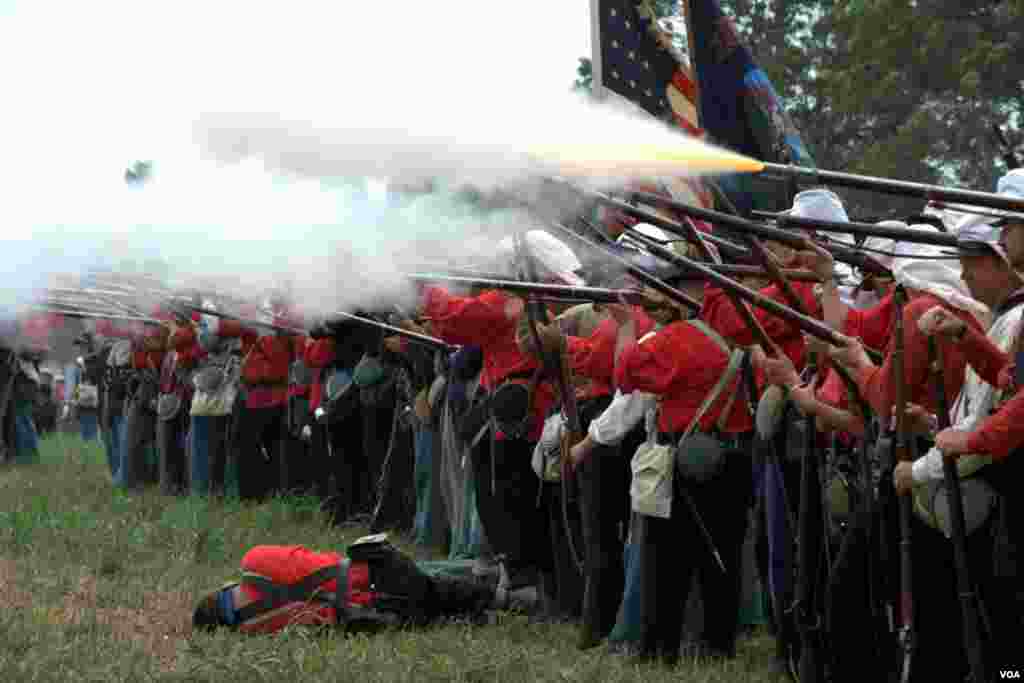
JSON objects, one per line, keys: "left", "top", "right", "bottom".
{"left": 0, "top": 558, "right": 32, "bottom": 609}
{"left": 50, "top": 572, "right": 193, "bottom": 671}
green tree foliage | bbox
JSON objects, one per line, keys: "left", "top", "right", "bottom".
{"left": 719, "top": 0, "right": 1024, "bottom": 216}
{"left": 579, "top": 1, "right": 1024, "bottom": 216}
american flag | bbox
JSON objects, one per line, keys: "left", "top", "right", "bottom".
{"left": 590, "top": 0, "right": 711, "bottom": 209}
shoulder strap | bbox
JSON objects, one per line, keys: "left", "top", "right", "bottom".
{"left": 335, "top": 558, "right": 351, "bottom": 625}
{"left": 681, "top": 320, "right": 746, "bottom": 437}
{"left": 234, "top": 562, "right": 344, "bottom": 624}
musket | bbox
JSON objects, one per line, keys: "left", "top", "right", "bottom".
{"left": 326, "top": 310, "right": 456, "bottom": 354}
{"left": 406, "top": 274, "right": 657, "bottom": 308}
{"left": 548, "top": 222, "right": 702, "bottom": 310}
{"left": 30, "top": 304, "right": 163, "bottom": 327}
{"left": 513, "top": 232, "right": 585, "bottom": 574}
{"left": 760, "top": 162, "right": 1024, "bottom": 214}
{"left": 754, "top": 211, "right": 960, "bottom": 249}
{"left": 185, "top": 304, "right": 306, "bottom": 336}
{"left": 187, "top": 304, "right": 456, "bottom": 353}
{"left": 588, "top": 187, "right": 892, "bottom": 277}
{"left": 621, "top": 229, "right": 844, "bottom": 346}
{"left": 929, "top": 338, "right": 988, "bottom": 683}
{"left": 890, "top": 285, "right": 916, "bottom": 683}
{"left": 795, "top": 352, "right": 825, "bottom": 683}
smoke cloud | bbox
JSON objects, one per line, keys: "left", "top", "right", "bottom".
{"left": 0, "top": 0, "right": 735, "bottom": 324}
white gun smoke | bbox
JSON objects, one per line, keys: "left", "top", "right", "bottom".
{"left": 0, "top": 0, "right": 738, "bottom": 325}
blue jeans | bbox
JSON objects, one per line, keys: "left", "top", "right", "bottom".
{"left": 12, "top": 400, "right": 39, "bottom": 464}
{"left": 79, "top": 411, "right": 99, "bottom": 442}
{"left": 104, "top": 415, "right": 125, "bottom": 479}
{"left": 608, "top": 515, "right": 643, "bottom": 645}
{"left": 190, "top": 415, "right": 211, "bottom": 494}
{"left": 112, "top": 415, "right": 130, "bottom": 487}
{"left": 413, "top": 424, "right": 440, "bottom": 546}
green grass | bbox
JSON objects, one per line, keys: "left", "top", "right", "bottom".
{"left": 0, "top": 435, "right": 782, "bottom": 682}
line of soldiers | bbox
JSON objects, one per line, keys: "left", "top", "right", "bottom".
{"left": 6, "top": 171, "right": 1024, "bottom": 680}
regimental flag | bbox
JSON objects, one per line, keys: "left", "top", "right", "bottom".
{"left": 685, "top": 0, "right": 814, "bottom": 213}
{"left": 590, "top": 0, "right": 712, "bottom": 209}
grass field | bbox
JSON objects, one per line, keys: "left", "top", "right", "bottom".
{"left": 0, "top": 434, "right": 782, "bottom": 682}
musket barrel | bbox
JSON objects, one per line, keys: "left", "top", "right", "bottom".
{"left": 756, "top": 212, "right": 959, "bottom": 248}
{"left": 548, "top": 224, "right": 703, "bottom": 313}
{"left": 761, "top": 162, "right": 1024, "bottom": 214}
{"left": 624, "top": 229, "right": 846, "bottom": 345}
{"left": 405, "top": 273, "right": 649, "bottom": 306}
{"left": 326, "top": 310, "right": 455, "bottom": 353}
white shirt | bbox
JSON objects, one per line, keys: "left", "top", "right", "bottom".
{"left": 587, "top": 389, "right": 655, "bottom": 446}
{"left": 912, "top": 301, "right": 1024, "bottom": 483}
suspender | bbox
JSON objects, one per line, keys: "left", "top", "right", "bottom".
{"left": 234, "top": 561, "right": 350, "bottom": 625}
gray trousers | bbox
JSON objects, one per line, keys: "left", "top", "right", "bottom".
{"left": 121, "top": 395, "right": 157, "bottom": 488}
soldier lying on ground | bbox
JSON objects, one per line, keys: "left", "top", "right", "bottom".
{"left": 193, "top": 534, "right": 537, "bottom": 633}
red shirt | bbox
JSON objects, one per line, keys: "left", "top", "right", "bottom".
{"left": 854, "top": 294, "right": 982, "bottom": 418}
{"left": 951, "top": 318, "right": 1024, "bottom": 461}
{"left": 304, "top": 338, "right": 337, "bottom": 412}
{"left": 614, "top": 320, "right": 753, "bottom": 435}
{"left": 236, "top": 545, "right": 371, "bottom": 634}
{"left": 218, "top": 319, "right": 306, "bottom": 409}
{"left": 844, "top": 291, "right": 895, "bottom": 353}
{"left": 564, "top": 308, "right": 655, "bottom": 401}
{"left": 422, "top": 286, "right": 554, "bottom": 440}
{"left": 169, "top": 325, "right": 206, "bottom": 369}
{"left": 702, "top": 280, "right": 821, "bottom": 370}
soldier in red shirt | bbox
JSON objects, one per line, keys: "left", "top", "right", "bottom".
{"left": 416, "top": 229, "right": 581, "bottom": 599}
{"left": 192, "top": 535, "right": 535, "bottom": 634}
{"left": 212, "top": 292, "right": 307, "bottom": 501}
{"left": 303, "top": 317, "right": 381, "bottom": 522}
{"left": 613, "top": 266, "right": 755, "bottom": 665}
{"left": 520, "top": 264, "right": 657, "bottom": 648}
{"left": 155, "top": 305, "right": 206, "bottom": 496}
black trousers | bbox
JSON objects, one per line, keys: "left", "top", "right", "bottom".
{"left": 157, "top": 400, "right": 189, "bottom": 495}
{"left": 472, "top": 433, "right": 550, "bottom": 579}
{"left": 122, "top": 394, "right": 158, "bottom": 488}
{"left": 882, "top": 501, "right": 996, "bottom": 683}
{"left": 205, "top": 414, "right": 232, "bottom": 496}
{"left": 361, "top": 542, "right": 494, "bottom": 626}
{"left": 987, "top": 454, "right": 1024, "bottom": 675}
{"left": 311, "top": 407, "right": 366, "bottom": 523}
{"left": 370, "top": 403, "right": 416, "bottom": 533}
{"left": 639, "top": 441, "right": 753, "bottom": 664}
{"left": 232, "top": 404, "right": 285, "bottom": 501}
{"left": 574, "top": 396, "right": 629, "bottom": 643}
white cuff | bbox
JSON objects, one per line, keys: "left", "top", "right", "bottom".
{"left": 911, "top": 448, "right": 945, "bottom": 484}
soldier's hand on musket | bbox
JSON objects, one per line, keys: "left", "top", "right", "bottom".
{"left": 794, "top": 240, "right": 835, "bottom": 281}
{"left": 569, "top": 434, "right": 596, "bottom": 471}
{"left": 828, "top": 334, "right": 872, "bottom": 371}
{"left": 383, "top": 336, "right": 405, "bottom": 354}
{"left": 901, "top": 403, "right": 938, "bottom": 437}
{"left": 758, "top": 352, "right": 800, "bottom": 389}
{"left": 917, "top": 305, "right": 967, "bottom": 342}
{"left": 396, "top": 318, "right": 427, "bottom": 336}
{"left": 536, "top": 322, "right": 564, "bottom": 353}
{"left": 893, "top": 461, "right": 915, "bottom": 495}
{"left": 935, "top": 428, "right": 970, "bottom": 460}
{"left": 803, "top": 333, "right": 831, "bottom": 358}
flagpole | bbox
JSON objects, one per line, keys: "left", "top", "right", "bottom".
{"left": 681, "top": 0, "right": 701, "bottom": 117}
